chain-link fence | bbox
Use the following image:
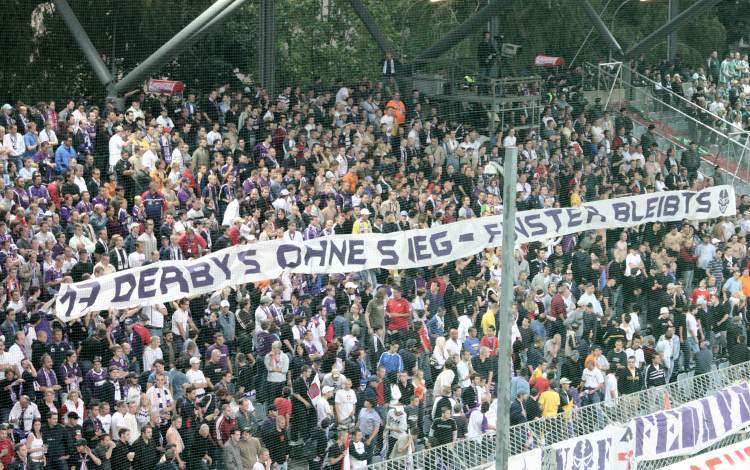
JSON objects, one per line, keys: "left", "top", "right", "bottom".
{"left": 370, "top": 361, "right": 750, "bottom": 470}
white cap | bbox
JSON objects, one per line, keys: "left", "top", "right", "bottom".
{"left": 660, "top": 306, "right": 670, "bottom": 314}
{"left": 190, "top": 357, "right": 201, "bottom": 365}
{"left": 345, "top": 282, "right": 357, "bottom": 289}
{"left": 360, "top": 208, "right": 370, "bottom": 216}
{"left": 322, "top": 386, "right": 335, "bottom": 394}
{"left": 220, "top": 300, "right": 230, "bottom": 308}
{"left": 280, "top": 189, "right": 290, "bottom": 196}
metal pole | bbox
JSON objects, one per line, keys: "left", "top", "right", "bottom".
{"left": 569, "top": 0, "right": 615, "bottom": 69}
{"left": 666, "top": 0, "right": 679, "bottom": 61}
{"left": 347, "top": 0, "right": 396, "bottom": 55}
{"left": 496, "top": 146, "right": 517, "bottom": 470}
{"left": 581, "top": 0, "right": 625, "bottom": 58}
{"left": 112, "top": 0, "right": 236, "bottom": 94}
{"left": 53, "top": 0, "right": 113, "bottom": 87}
{"left": 259, "top": 0, "right": 276, "bottom": 95}
{"left": 415, "top": 0, "right": 505, "bottom": 62}
{"left": 624, "top": 0, "right": 722, "bottom": 59}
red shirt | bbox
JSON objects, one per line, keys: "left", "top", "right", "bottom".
{"left": 691, "top": 287, "right": 710, "bottom": 304}
{"left": 0, "top": 437, "right": 13, "bottom": 467}
{"left": 274, "top": 396, "right": 292, "bottom": 417}
{"left": 529, "top": 375, "right": 550, "bottom": 394}
{"left": 132, "top": 323, "right": 151, "bottom": 345}
{"left": 480, "top": 335, "right": 499, "bottom": 356}
{"left": 386, "top": 298, "right": 411, "bottom": 331}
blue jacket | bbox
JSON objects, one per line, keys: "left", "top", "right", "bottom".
{"left": 54, "top": 144, "right": 76, "bottom": 173}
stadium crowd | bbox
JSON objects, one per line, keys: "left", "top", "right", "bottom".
{"left": 0, "top": 56, "right": 747, "bottom": 470}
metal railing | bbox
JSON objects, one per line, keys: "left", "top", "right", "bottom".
{"left": 369, "top": 361, "right": 750, "bottom": 470}
{"left": 586, "top": 62, "right": 750, "bottom": 190}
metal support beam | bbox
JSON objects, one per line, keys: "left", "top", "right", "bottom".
{"left": 346, "top": 0, "right": 395, "bottom": 55}
{"left": 581, "top": 0, "right": 625, "bottom": 58}
{"left": 624, "top": 0, "right": 721, "bottom": 59}
{"left": 415, "top": 0, "right": 505, "bottom": 62}
{"left": 497, "top": 146, "right": 517, "bottom": 470}
{"left": 259, "top": 0, "right": 276, "bottom": 95}
{"left": 666, "top": 0, "right": 680, "bottom": 61}
{"left": 112, "top": 0, "right": 237, "bottom": 95}
{"left": 194, "top": 0, "right": 248, "bottom": 38}
{"left": 53, "top": 0, "right": 113, "bottom": 88}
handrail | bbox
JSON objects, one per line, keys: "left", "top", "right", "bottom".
{"left": 626, "top": 65, "right": 736, "bottom": 131}
{"left": 369, "top": 360, "right": 750, "bottom": 470}
{"left": 590, "top": 63, "right": 750, "bottom": 154}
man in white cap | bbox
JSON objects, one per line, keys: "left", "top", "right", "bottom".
{"left": 352, "top": 208, "right": 372, "bottom": 234}
{"left": 186, "top": 356, "right": 210, "bottom": 396}
{"left": 314, "top": 386, "right": 335, "bottom": 425}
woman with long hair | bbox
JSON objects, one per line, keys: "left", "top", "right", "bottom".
{"left": 26, "top": 418, "right": 46, "bottom": 470}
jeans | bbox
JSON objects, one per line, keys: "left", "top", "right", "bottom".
{"left": 682, "top": 270, "right": 694, "bottom": 292}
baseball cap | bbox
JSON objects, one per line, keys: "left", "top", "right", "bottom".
{"left": 360, "top": 208, "right": 370, "bottom": 216}
{"left": 220, "top": 300, "right": 230, "bottom": 308}
{"left": 400, "top": 211, "right": 408, "bottom": 217}
{"left": 190, "top": 357, "right": 201, "bottom": 365}
{"left": 322, "top": 385, "right": 334, "bottom": 394}
{"left": 345, "top": 282, "right": 357, "bottom": 289}
{"left": 660, "top": 307, "right": 670, "bottom": 314}
{"left": 560, "top": 377, "right": 572, "bottom": 385}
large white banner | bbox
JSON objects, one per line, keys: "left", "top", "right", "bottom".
{"left": 660, "top": 437, "right": 750, "bottom": 470}
{"left": 54, "top": 186, "right": 736, "bottom": 321}
{"left": 629, "top": 382, "right": 750, "bottom": 462}
{"left": 510, "top": 448, "right": 543, "bottom": 470}
{"left": 552, "top": 426, "right": 626, "bottom": 470}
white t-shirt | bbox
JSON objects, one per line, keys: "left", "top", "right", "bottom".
{"left": 108, "top": 134, "right": 125, "bottom": 169}
{"left": 581, "top": 367, "right": 604, "bottom": 390}
{"left": 445, "top": 338, "right": 462, "bottom": 358}
{"left": 334, "top": 388, "right": 357, "bottom": 422}
{"left": 686, "top": 313, "right": 699, "bottom": 339}
{"left": 466, "top": 409, "right": 488, "bottom": 439}
{"left": 172, "top": 308, "right": 189, "bottom": 338}
{"left": 604, "top": 373, "right": 619, "bottom": 407}
{"left": 186, "top": 369, "right": 208, "bottom": 395}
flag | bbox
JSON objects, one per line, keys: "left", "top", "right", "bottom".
{"left": 308, "top": 372, "right": 321, "bottom": 400}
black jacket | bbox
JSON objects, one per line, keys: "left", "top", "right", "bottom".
{"left": 42, "top": 424, "right": 71, "bottom": 459}
{"left": 133, "top": 436, "right": 160, "bottom": 470}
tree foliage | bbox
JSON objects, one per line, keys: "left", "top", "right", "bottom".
{"left": 0, "top": 0, "right": 738, "bottom": 104}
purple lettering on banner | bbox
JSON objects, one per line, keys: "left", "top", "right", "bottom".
{"left": 612, "top": 202, "right": 629, "bottom": 222}
{"left": 186, "top": 262, "right": 214, "bottom": 288}
{"left": 679, "top": 402, "right": 698, "bottom": 452}
{"left": 209, "top": 254, "right": 232, "bottom": 280}
{"left": 160, "top": 266, "right": 189, "bottom": 294}
{"left": 411, "top": 235, "right": 430, "bottom": 261}
{"left": 328, "top": 240, "right": 346, "bottom": 266}
{"left": 696, "top": 191, "right": 711, "bottom": 213}
{"left": 663, "top": 195, "right": 680, "bottom": 216}
{"left": 681, "top": 191, "right": 696, "bottom": 211}
{"left": 655, "top": 412, "right": 670, "bottom": 454}
{"left": 483, "top": 223, "right": 503, "bottom": 244}
{"left": 77, "top": 281, "right": 100, "bottom": 311}
{"left": 584, "top": 205, "right": 606, "bottom": 224}
{"left": 699, "top": 395, "right": 718, "bottom": 446}
{"left": 237, "top": 249, "right": 260, "bottom": 274}
{"left": 515, "top": 217, "right": 529, "bottom": 239}
{"left": 277, "top": 244, "right": 302, "bottom": 269}
{"left": 523, "top": 214, "right": 547, "bottom": 237}
{"left": 596, "top": 437, "right": 610, "bottom": 470}
{"left": 304, "top": 240, "right": 327, "bottom": 267}
{"left": 545, "top": 208, "right": 564, "bottom": 232}
{"left": 347, "top": 240, "right": 366, "bottom": 265}
{"left": 112, "top": 273, "right": 136, "bottom": 303}
{"left": 57, "top": 289, "right": 76, "bottom": 319}
{"left": 732, "top": 383, "right": 750, "bottom": 422}
{"left": 137, "top": 267, "right": 159, "bottom": 298}
{"left": 376, "top": 240, "right": 398, "bottom": 266}
{"left": 714, "top": 388, "right": 735, "bottom": 436}
{"left": 430, "top": 231, "right": 452, "bottom": 256}
{"left": 645, "top": 197, "right": 659, "bottom": 218}
{"left": 566, "top": 208, "right": 582, "bottom": 228}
